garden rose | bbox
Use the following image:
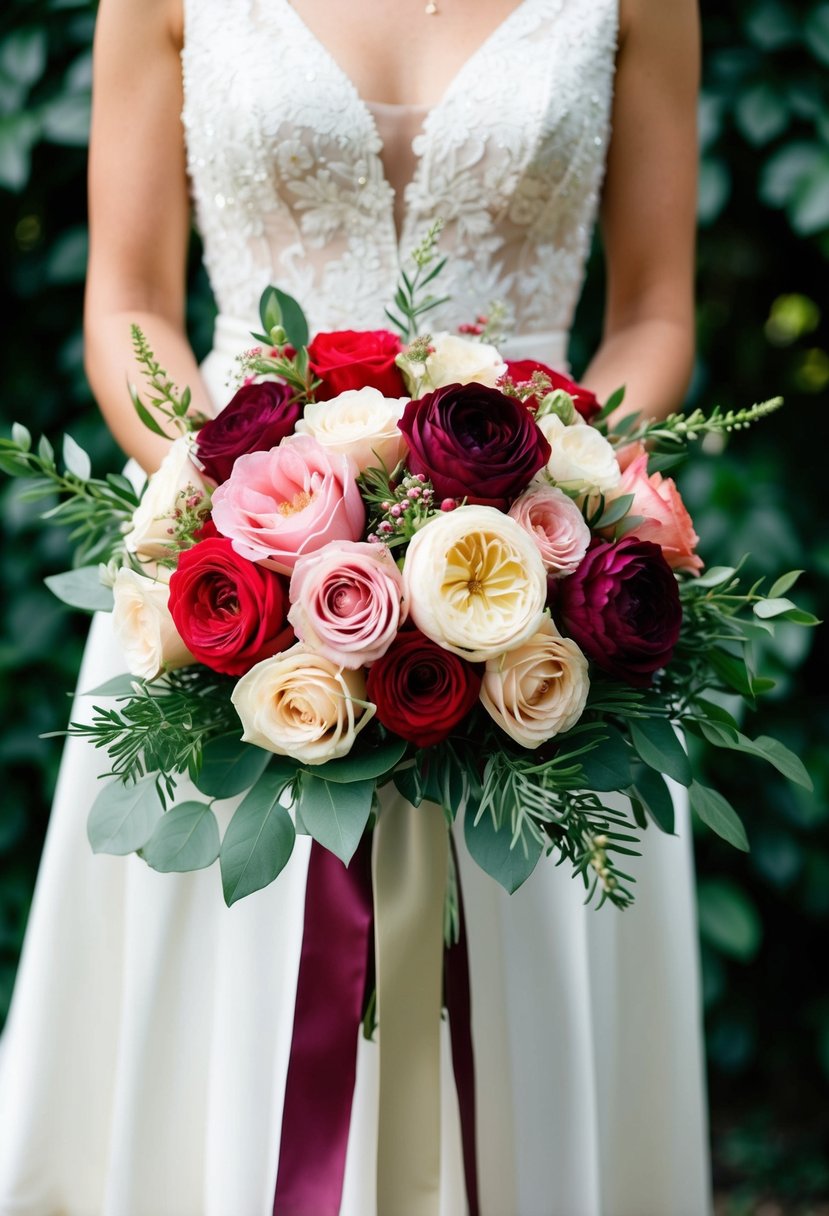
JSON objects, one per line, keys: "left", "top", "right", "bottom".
{"left": 402, "top": 505, "right": 547, "bottom": 661}
{"left": 480, "top": 615, "right": 590, "bottom": 748}
{"left": 288, "top": 540, "right": 407, "bottom": 668}
{"left": 308, "top": 329, "right": 405, "bottom": 400}
{"left": 112, "top": 567, "right": 192, "bottom": 681}
{"left": 536, "top": 412, "right": 621, "bottom": 496}
{"left": 168, "top": 537, "right": 293, "bottom": 676}
{"left": 193, "top": 381, "right": 302, "bottom": 483}
{"left": 398, "top": 382, "right": 551, "bottom": 509}
{"left": 366, "top": 628, "right": 481, "bottom": 747}
{"left": 508, "top": 484, "right": 591, "bottom": 576}
{"left": 210, "top": 434, "right": 365, "bottom": 574}
{"left": 397, "top": 332, "right": 507, "bottom": 395}
{"left": 610, "top": 444, "right": 702, "bottom": 574}
{"left": 294, "top": 386, "right": 408, "bottom": 473}
{"left": 550, "top": 537, "right": 682, "bottom": 686}
{"left": 124, "top": 437, "right": 209, "bottom": 562}
{"left": 506, "top": 359, "right": 601, "bottom": 423}
{"left": 230, "top": 644, "right": 373, "bottom": 763}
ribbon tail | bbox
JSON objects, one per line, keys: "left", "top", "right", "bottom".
{"left": 273, "top": 837, "right": 373, "bottom": 1216}
{"left": 373, "top": 792, "right": 448, "bottom": 1216}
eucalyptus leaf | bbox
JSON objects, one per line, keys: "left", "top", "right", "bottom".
{"left": 82, "top": 673, "right": 141, "bottom": 698}
{"left": 220, "top": 770, "right": 296, "bottom": 906}
{"left": 689, "top": 781, "right": 749, "bottom": 852}
{"left": 11, "top": 422, "right": 31, "bottom": 451}
{"left": 194, "top": 734, "right": 274, "bottom": 799}
{"left": 44, "top": 566, "right": 113, "bottom": 612}
{"left": 593, "top": 493, "right": 635, "bottom": 530}
{"left": 300, "top": 736, "right": 407, "bottom": 784}
{"left": 629, "top": 718, "right": 692, "bottom": 786}
{"left": 464, "top": 806, "right": 542, "bottom": 894}
{"left": 142, "top": 801, "right": 221, "bottom": 873}
{"left": 62, "top": 434, "right": 91, "bottom": 480}
{"left": 87, "top": 775, "right": 163, "bottom": 855}
{"left": 298, "top": 774, "right": 374, "bottom": 864}
{"left": 768, "top": 570, "right": 803, "bottom": 599}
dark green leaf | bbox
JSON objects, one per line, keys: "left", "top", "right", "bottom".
{"left": 273, "top": 287, "right": 309, "bottom": 349}
{"left": 689, "top": 781, "right": 749, "bottom": 851}
{"left": 629, "top": 718, "right": 692, "bottom": 786}
{"left": 259, "top": 285, "right": 282, "bottom": 333}
{"left": 464, "top": 807, "right": 542, "bottom": 894}
{"left": 578, "top": 726, "right": 633, "bottom": 791}
{"left": 630, "top": 764, "right": 675, "bottom": 833}
{"left": 708, "top": 647, "right": 755, "bottom": 697}
{"left": 697, "top": 878, "right": 762, "bottom": 961}
{"left": 131, "top": 391, "right": 168, "bottom": 438}
{"left": 593, "top": 493, "right": 635, "bottom": 529}
{"left": 220, "top": 770, "right": 296, "bottom": 905}
{"left": 301, "top": 736, "right": 407, "bottom": 784}
{"left": 142, "top": 801, "right": 220, "bottom": 873}
{"left": 298, "top": 774, "right": 374, "bottom": 864}
{"left": 87, "top": 775, "right": 162, "bottom": 855}
{"left": 393, "top": 763, "right": 422, "bottom": 806}
{"left": 194, "top": 734, "right": 274, "bottom": 799}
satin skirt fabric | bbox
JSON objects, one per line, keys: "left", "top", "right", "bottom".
{"left": 0, "top": 335, "right": 713, "bottom": 1216}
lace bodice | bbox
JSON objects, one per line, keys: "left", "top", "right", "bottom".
{"left": 181, "top": 0, "right": 618, "bottom": 353}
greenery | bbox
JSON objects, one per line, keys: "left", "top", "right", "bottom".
{"left": 1, "top": 0, "right": 828, "bottom": 1206}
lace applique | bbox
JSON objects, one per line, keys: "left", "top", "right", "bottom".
{"left": 181, "top": 0, "right": 618, "bottom": 341}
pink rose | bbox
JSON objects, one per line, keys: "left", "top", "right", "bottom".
{"left": 288, "top": 541, "right": 407, "bottom": 668}
{"left": 210, "top": 434, "right": 365, "bottom": 574}
{"left": 613, "top": 444, "right": 702, "bottom": 574}
{"left": 508, "top": 485, "right": 591, "bottom": 577}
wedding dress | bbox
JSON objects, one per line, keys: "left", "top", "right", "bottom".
{"left": 0, "top": 1, "right": 712, "bottom": 1213}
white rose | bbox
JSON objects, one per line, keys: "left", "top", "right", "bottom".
{"left": 480, "top": 615, "right": 590, "bottom": 748}
{"left": 112, "top": 567, "right": 193, "bottom": 681}
{"left": 231, "top": 644, "right": 374, "bottom": 764}
{"left": 536, "top": 413, "right": 621, "bottom": 496}
{"left": 402, "top": 504, "right": 547, "bottom": 662}
{"left": 398, "top": 332, "right": 507, "bottom": 394}
{"left": 294, "top": 387, "right": 408, "bottom": 473}
{"left": 124, "top": 436, "right": 209, "bottom": 562}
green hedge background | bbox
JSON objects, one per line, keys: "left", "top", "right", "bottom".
{"left": 1, "top": 1, "right": 827, "bottom": 1210}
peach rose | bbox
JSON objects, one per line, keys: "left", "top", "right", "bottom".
{"left": 210, "top": 434, "right": 365, "bottom": 575}
{"left": 612, "top": 444, "right": 702, "bottom": 574}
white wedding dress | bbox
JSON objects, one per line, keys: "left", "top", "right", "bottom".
{"left": 0, "top": 1, "right": 712, "bottom": 1213}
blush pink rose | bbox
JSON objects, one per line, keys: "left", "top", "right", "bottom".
{"left": 288, "top": 541, "right": 407, "bottom": 668}
{"left": 508, "top": 485, "right": 591, "bottom": 577}
{"left": 210, "top": 434, "right": 365, "bottom": 574}
{"left": 613, "top": 443, "right": 703, "bottom": 574}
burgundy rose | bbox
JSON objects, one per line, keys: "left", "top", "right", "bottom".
{"left": 308, "top": 329, "right": 406, "bottom": 400}
{"left": 398, "top": 383, "right": 551, "bottom": 510}
{"left": 194, "top": 382, "right": 302, "bottom": 483}
{"left": 168, "top": 537, "right": 293, "bottom": 676}
{"left": 506, "top": 359, "right": 601, "bottom": 423}
{"left": 550, "top": 537, "right": 681, "bottom": 686}
{"left": 366, "top": 629, "right": 482, "bottom": 747}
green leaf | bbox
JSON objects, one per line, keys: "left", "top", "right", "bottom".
{"left": 708, "top": 647, "right": 755, "bottom": 697}
{"left": 194, "top": 734, "right": 274, "bottom": 799}
{"left": 593, "top": 493, "right": 635, "bottom": 530}
{"left": 62, "top": 434, "right": 91, "bottom": 480}
{"left": 40, "top": 93, "right": 91, "bottom": 146}
{"left": 44, "top": 566, "right": 114, "bottom": 612}
{"left": 273, "top": 287, "right": 309, "bottom": 349}
{"left": 220, "top": 770, "right": 296, "bottom": 905}
{"left": 11, "top": 422, "right": 31, "bottom": 451}
{"left": 596, "top": 384, "right": 625, "bottom": 421}
{"left": 689, "top": 781, "right": 749, "bottom": 852}
{"left": 259, "top": 285, "right": 282, "bottom": 334}
{"left": 298, "top": 774, "right": 374, "bottom": 864}
{"left": 630, "top": 764, "right": 675, "bottom": 834}
{"left": 142, "top": 801, "right": 221, "bottom": 873}
{"left": 751, "top": 736, "right": 813, "bottom": 791}
{"left": 629, "top": 718, "right": 692, "bottom": 786}
{"left": 0, "top": 112, "right": 39, "bottom": 192}
{"left": 38, "top": 433, "right": 54, "bottom": 463}
{"left": 578, "top": 726, "right": 633, "bottom": 792}
{"left": 82, "top": 673, "right": 141, "bottom": 698}
{"left": 693, "top": 565, "right": 737, "bottom": 589}
{"left": 768, "top": 570, "right": 804, "bottom": 601}
{"left": 697, "top": 879, "right": 762, "bottom": 962}
{"left": 0, "top": 28, "right": 48, "bottom": 86}
{"left": 300, "top": 736, "right": 407, "bottom": 784}
{"left": 464, "top": 806, "right": 542, "bottom": 894}
{"left": 393, "top": 763, "right": 422, "bottom": 806}
{"left": 130, "top": 389, "right": 168, "bottom": 438}
{"left": 87, "top": 775, "right": 163, "bottom": 855}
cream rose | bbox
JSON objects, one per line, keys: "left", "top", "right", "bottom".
{"left": 480, "top": 615, "right": 590, "bottom": 748}
{"left": 397, "top": 332, "right": 507, "bottom": 395}
{"left": 402, "top": 505, "right": 547, "bottom": 662}
{"left": 124, "top": 436, "right": 209, "bottom": 562}
{"left": 537, "top": 413, "right": 621, "bottom": 496}
{"left": 112, "top": 567, "right": 193, "bottom": 681}
{"left": 294, "top": 386, "right": 408, "bottom": 473}
{"left": 230, "top": 644, "right": 374, "bottom": 764}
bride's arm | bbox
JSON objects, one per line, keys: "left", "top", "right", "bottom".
{"left": 579, "top": 0, "right": 700, "bottom": 420}
{"left": 84, "top": 0, "right": 211, "bottom": 476}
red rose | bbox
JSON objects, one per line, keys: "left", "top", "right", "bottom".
{"left": 366, "top": 629, "right": 482, "bottom": 747}
{"left": 398, "top": 382, "right": 551, "bottom": 510}
{"left": 168, "top": 537, "right": 293, "bottom": 676}
{"left": 505, "top": 359, "right": 601, "bottom": 423}
{"left": 194, "top": 381, "right": 302, "bottom": 483}
{"left": 308, "top": 329, "right": 406, "bottom": 400}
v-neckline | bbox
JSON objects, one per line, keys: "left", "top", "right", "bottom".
{"left": 278, "top": 0, "right": 540, "bottom": 253}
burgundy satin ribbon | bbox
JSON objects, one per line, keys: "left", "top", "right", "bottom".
{"left": 274, "top": 832, "right": 479, "bottom": 1216}
{"left": 273, "top": 837, "right": 374, "bottom": 1216}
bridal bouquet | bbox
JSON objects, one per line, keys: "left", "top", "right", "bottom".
{"left": 0, "top": 230, "right": 816, "bottom": 910}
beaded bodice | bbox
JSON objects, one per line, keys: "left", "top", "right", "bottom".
{"left": 180, "top": 0, "right": 618, "bottom": 344}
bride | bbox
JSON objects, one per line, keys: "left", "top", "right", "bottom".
{"left": 0, "top": 0, "right": 709, "bottom": 1213}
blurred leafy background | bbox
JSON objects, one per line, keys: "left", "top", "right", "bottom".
{"left": 0, "top": 0, "right": 827, "bottom": 1210}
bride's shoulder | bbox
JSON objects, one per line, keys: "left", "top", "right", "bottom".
{"left": 94, "top": 0, "right": 184, "bottom": 55}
